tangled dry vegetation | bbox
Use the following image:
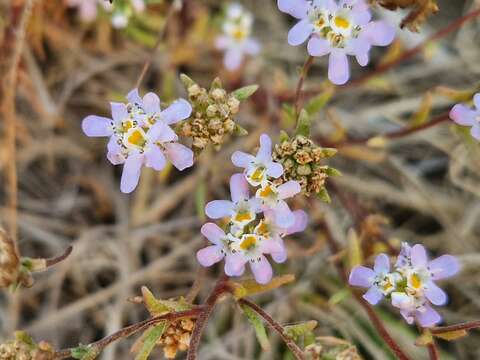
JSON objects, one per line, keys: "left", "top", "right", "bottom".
{"left": 1, "top": 0, "right": 480, "bottom": 359}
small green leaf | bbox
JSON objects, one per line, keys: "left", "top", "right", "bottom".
{"left": 142, "top": 287, "right": 191, "bottom": 316}
{"left": 14, "top": 331, "right": 35, "bottom": 350}
{"left": 232, "top": 274, "right": 295, "bottom": 299}
{"left": 325, "top": 167, "right": 342, "bottom": 177}
{"left": 284, "top": 321, "right": 318, "bottom": 341}
{"left": 295, "top": 110, "right": 311, "bottom": 137}
{"left": 232, "top": 85, "right": 259, "bottom": 101}
{"left": 320, "top": 148, "right": 338, "bottom": 158}
{"left": 180, "top": 74, "right": 195, "bottom": 88}
{"left": 317, "top": 187, "right": 331, "bottom": 203}
{"left": 134, "top": 322, "right": 168, "bottom": 360}
{"left": 71, "top": 344, "right": 100, "bottom": 360}
{"left": 305, "top": 87, "right": 334, "bottom": 115}
{"left": 210, "top": 77, "right": 223, "bottom": 90}
{"left": 328, "top": 288, "right": 351, "bottom": 305}
{"left": 279, "top": 130, "right": 290, "bottom": 143}
{"left": 233, "top": 124, "right": 248, "bottom": 136}
{"left": 240, "top": 304, "right": 270, "bottom": 351}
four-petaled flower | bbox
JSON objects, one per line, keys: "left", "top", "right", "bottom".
{"left": 278, "top": 0, "right": 395, "bottom": 84}
{"left": 449, "top": 93, "right": 480, "bottom": 141}
{"left": 82, "top": 89, "right": 193, "bottom": 193}
{"left": 232, "top": 134, "right": 284, "bottom": 187}
{"left": 349, "top": 243, "right": 460, "bottom": 327}
{"left": 216, "top": 3, "right": 261, "bottom": 71}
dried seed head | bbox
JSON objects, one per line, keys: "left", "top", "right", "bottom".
{"left": 273, "top": 135, "right": 338, "bottom": 198}
{"left": 178, "top": 76, "right": 247, "bottom": 154}
{"left": 0, "top": 333, "right": 54, "bottom": 360}
{"left": 0, "top": 228, "right": 19, "bottom": 289}
{"left": 157, "top": 318, "right": 196, "bottom": 359}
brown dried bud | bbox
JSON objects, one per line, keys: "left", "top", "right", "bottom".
{"left": 273, "top": 135, "right": 338, "bottom": 198}
{"left": 0, "top": 228, "right": 19, "bottom": 288}
{"left": 368, "top": 0, "right": 438, "bottom": 31}
{"left": 157, "top": 318, "right": 196, "bottom": 359}
{"left": 0, "top": 333, "right": 54, "bottom": 360}
{"left": 178, "top": 77, "right": 248, "bottom": 154}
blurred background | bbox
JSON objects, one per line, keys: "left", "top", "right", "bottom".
{"left": 1, "top": 0, "right": 480, "bottom": 358}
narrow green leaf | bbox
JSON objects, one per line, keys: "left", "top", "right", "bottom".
{"left": 325, "top": 167, "right": 342, "bottom": 177}
{"left": 295, "top": 110, "right": 311, "bottom": 137}
{"left": 279, "top": 130, "right": 290, "bottom": 143}
{"left": 317, "top": 187, "right": 331, "bottom": 203}
{"left": 195, "top": 180, "right": 206, "bottom": 222}
{"left": 232, "top": 274, "right": 295, "bottom": 299}
{"left": 284, "top": 321, "right": 318, "bottom": 341}
{"left": 305, "top": 87, "right": 334, "bottom": 115}
{"left": 240, "top": 304, "right": 270, "bottom": 351}
{"left": 180, "top": 74, "right": 195, "bottom": 88}
{"left": 233, "top": 124, "right": 248, "bottom": 136}
{"left": 134, "top": 322, "right": 168, "bottom": 360}
{"left": 232, "top": 85, "right": 259, "bottom": 101}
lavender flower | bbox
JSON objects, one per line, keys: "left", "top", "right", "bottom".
{"left": 231, "top": 134, "right": 284, "bottom": 187}
{"left": 349, "top": 243, "right": 460, "bottom": 327}
{"left": 349, "top": 254, "right": 400, "bottom": 305}
{"left": 449, "top": 93, "right": 480, "bottom": 140}
{"left": 255, "top": 180, "right": 301, "bottom": 228}
{"left": 82, "top": 89, "right": 193, "bottom": 193}
{"left": 205, "top": 174, "right": 261, "bottom": 229}
{"left": 278, "top": 0, "right": 395, "bottom": 85}
{"left": 198, "top": 153, "right": 307, "bottom": 284}
{"left": 216, "top": 3, "right": 261, "bottom": 71}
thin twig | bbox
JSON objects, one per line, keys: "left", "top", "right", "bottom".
{"left": 134, "top": 0, "right": 183, "bottom": 89}
{"left": 54, "top": 308, "right": 203, "bottom": 359}
{"left": 427, "top": 342, "right": 440, "bottom": 360}
{"left": 186, "top": 275, "right": 230, "bottom": 360}
{"left": 237, "top": 298, "right": 305, "bottom": 360}
{"left": 294, "top": 56, "right": 314, "bottom": 118}
{"left": 45, "top": 246, "right": 73, "bottom": 268}
{"left": 431, "top": 320, "right": 480, "bottom": 334}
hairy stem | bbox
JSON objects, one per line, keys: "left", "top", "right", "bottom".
{"left": 186, "top": 275, "right": 230, "bottom": 360}
{"left": 45, "top": 246, "right": 73, "bottom": 268}
{"left": 294, "top": 56, "right": 314, "bottom": 118}
{"left": 237, "top": 298, "right": 305, "bottom": 360}
{"left": 53, "top": 308, "right": 203, "bottom": 359}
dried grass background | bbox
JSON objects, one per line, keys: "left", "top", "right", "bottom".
{"left": 1, "top": 0, "right": 480, "bottom": 359}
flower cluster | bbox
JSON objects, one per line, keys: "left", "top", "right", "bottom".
{"left": 66, "top": 0, "right": 145, "bottom": 28}
{"left": 82, "top": 89, "right": 194, "bottom": 193}
{"left": 178, "top": 75, "right": 246, "bottom": 154}
{"left": 349, "top": 243, "right": 460, "bottom": 327}
{"left": 272, "top": 135, "right": 338, "bottom": 198}
{"left": 449, "top": 93, "right": 480, "bottom": 141}
{"left": 215, "top": 3, "right": 261, "bottom": 71}
{"left": 278, "top": 0, "right": 395, "bottom": 84}
{"left": 0, "top": 332, "right": 55, "bottom": 360}
{"left": 196, "top": 134, "right": 307, "bottom": 284}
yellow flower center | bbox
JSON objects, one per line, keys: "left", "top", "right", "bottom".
{"left": 334, "top": 16, "right": 350, "bottom": 29}
{"left": 315, "top": 17, "right": 326, "bottom": 28}
{"left": 382, "top": 279, "right": 393, "bottom": 291}
{"left": 234, "top": 211, "right": 253, "bottom": 223}
{"left": 233, "top": 28, "right": 247, "bottom": 41}
{"left": 255, "top": 221, "right": 269, "bottom": 237}
{"left": 240, "top": 235, "right": 257, "bottom": 251}
{"left": 410, "top": 273, "right": 422, "bottom": 289}
{"left": 250, "top": 167, "right": 265, "bottom": 182}
{"left": 259, "top": 185, "right": 275, "bottom": 198}
{"left": 122, "top": 120, "right": 133, "bottom": 132}
{"left": 127, "top": 129, "right": 146, "bottom": 147}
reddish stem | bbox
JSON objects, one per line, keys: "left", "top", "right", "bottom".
{"left": 431, "top": 320, "right": 480, "bottom": 334}
{"left": 45, "top": 246, "right": 73, "bottom": 268}
{"left": 427, "top": 342, "right": 440, "bottom": 360}
{"left": 294, "top": 56, "right": 314, "bottom": 118}
{"left": 237, "top": 298, "right": 305, "bottom": 360}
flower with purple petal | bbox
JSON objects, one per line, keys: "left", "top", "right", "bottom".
{"left": 255, "top": 180, "right": 301, "bottom": 227}
{"left": 349, "top": 253, "right": 400, "bottom": 305}
{"left": 82, "top": 89, "right": 193, "bottom": 193}
{"left": 255, "top": 209, "right": 308, "bottom": 263}
{"left": 205, "top": 174, "right": 262, "bottom": 229}
{"left": 232, "top": 134, "right": 284, "bottom": 187}
{"left": 216, "top": 3, "right": 261, "bottom": 71}
{"left": 278, "top": 0, "right": 395, "bottom": 85}
{"left": 349, "top": 243, "right": 460, "bottom": 328}
{"left": 449, "top": 93, "right": 480, "bottom": 141}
